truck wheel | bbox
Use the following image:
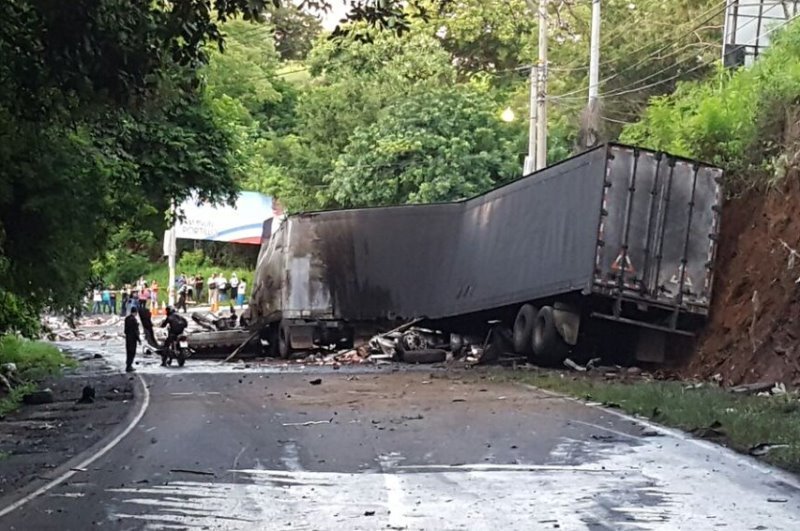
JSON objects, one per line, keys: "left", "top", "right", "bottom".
{"left": 402, "top": 349, "right": 447, "bottom": 364}
{"left": 278, "top": 322, "right": 292, "bottom": 359}
{"left": 513, "top": 304, "right": 537, "bottom": 355}
{"left": 532, "top": 306, "right": 569, "bottom": 365}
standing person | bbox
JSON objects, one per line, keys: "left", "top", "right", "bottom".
{"left": 194, "top": 274, "right": 204, "bottom": 303}
{"left": 109, "top": 285, "right": 118, "bottom": 315}
{"left": 101, "top": 287, "right": 111, "bottom": 314}
{"left": 217, "top": 273, "right": 228, "bottom": 303}
{"left": 91, "top": 288, "right": 102, "bottom": 314}
{"left": 124, "top": 308, "right": 140, "bottom": 373}
{"left": 208, "top": 273, "right": 218, "bottom": 306}
{"left": 229, "top": 273, "right": 239, "bottom": 303}
{"left": 151, "top": 280, "right": 159, "bottom": 309}
{"left": 139, "top": 283, "right": 150, "bottom": 310}
{"left": 177, "top": 283, "right": 188, "bottom": 313}
{"left": 138, "top": 305, "right": 156, "bottom": 348}
{"left": 237, "top": 277, "right": 247, "bottom": 308}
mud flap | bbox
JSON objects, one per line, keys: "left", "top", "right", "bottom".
{"left": 552, "top": 303, "right": 581, "bottom": 346}
{"left": 635, "top": 328, "right": 666, "bottom": 363}
{"left": 288, "top": 325, "right": 315, "bottom": 350}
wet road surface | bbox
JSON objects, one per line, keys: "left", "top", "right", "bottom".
{"left": 1, "top": 342, "right": 799, "bottom": 530}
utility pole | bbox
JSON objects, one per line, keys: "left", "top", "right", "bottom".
{"left": 523, "top": 65, "right": 538, "bottom": 175}
{"left": 585, "top": 0, "right": 602, "bottom": 148}
{"left": 536, "top": 0, "right": 548, "bottom": 170}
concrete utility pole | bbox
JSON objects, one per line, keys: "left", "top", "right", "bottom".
{"left": 523, "top": 65, "right": 538, "bottom": 175}
{"left": 536, "top": 0, "right": 548, "bottom": 170}
{"left": 585, "top": 0, "right": 602, "bottom": 147}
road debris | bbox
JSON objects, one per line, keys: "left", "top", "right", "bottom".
{"left": 282, "top": 419, "right": 332, "bottom": 427}
{"left": 170, "top": 468, "right": 216, "bottom": 476}
{"left": 76, "top": 385, "right": 96, "bottom": 404}
{"left": 690, "top": 421, "right": 726, "bottom": 440}
{"left": 563, "top": 358, "right": 587, "bottom": 372}
{"left": 748, "top": 443, "right": 791, "bottom": 457}
{"left": 309, "top": 378, "right": 322, "bottom": 386}
{"left": 729, "top": 382, "right": 776, "bottom": 395}
{"left": 22, "top": 388, "right": 54, "bottom": 405}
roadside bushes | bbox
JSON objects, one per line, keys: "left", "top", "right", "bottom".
{"left": 0, "top": 335, "right": 73, "bottom": 382}
{"left": 621, "top": 20, "right": 800, "bottom": 194}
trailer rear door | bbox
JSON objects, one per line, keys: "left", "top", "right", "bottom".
{"left": 595, "top": 146, "right": 723, "bottom": 310}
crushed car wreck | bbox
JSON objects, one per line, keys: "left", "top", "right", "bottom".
{"left": 245, "top": 143, "right": 723, "bottom": 365}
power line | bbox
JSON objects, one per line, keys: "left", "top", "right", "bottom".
{"left": 583, "top": 10, "right": 799, "bottom": 101}
{"left": 551, "top": 0, "right": 729, "bottom": 75}
{"left": 553, "top": 0, "right": 730, "bottom": 99}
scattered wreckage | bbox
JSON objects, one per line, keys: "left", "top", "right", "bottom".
{"left": 248, "top": 144, "right": 724, "bottom": 366}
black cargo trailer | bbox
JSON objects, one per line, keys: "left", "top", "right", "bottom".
{"left": 250, "top": 144, "right": 723, "bottom": 363}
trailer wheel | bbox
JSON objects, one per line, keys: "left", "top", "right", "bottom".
{"left": 278, "top": 322, "right": 292, "bottom": 359}
{"left": 513, "top": 304, "right": 537, "bottom": 355}
{"left": 532, "top": 306, "right": 569, "bottom": 365}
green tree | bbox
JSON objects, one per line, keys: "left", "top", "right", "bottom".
{"left": 263, "top": 4, "right": 323, "bottom": 61}
{"left": 326, "top": 87, "right": 522, "bottom": 207}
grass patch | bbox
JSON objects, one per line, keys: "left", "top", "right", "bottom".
{"left": 0, "top": 336, "right": 75, "bottom": 416}
{"left": 503, "top": 370, "right": 800, "bottom": 472}
{"left": 0, "top": 382, "right": 36, "bottom": 417}
{"left": 0, "top": 336, "right": 76, "bottom": 380}
{"left": 0, "top": 450, "right": 10, "bottom": 460}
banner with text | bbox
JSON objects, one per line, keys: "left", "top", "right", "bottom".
{"left": 174, "top": 192, "right": 273, "bottom": 245}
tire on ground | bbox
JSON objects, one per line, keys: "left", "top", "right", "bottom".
{"left": 532, "top": 306, "right": 569, "bottom": 365}
{"left": 402, "top": 349, "right": 447, "bottom": 364}
{"left": 278, "top": 322, "right": 292, "bottom": 359}
{"left": 512, "top": 304, "right": 537, "bottom": 355}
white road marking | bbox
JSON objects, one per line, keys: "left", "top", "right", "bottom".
{"left": 0, "top": 373, "right": 151, "bottom": 518}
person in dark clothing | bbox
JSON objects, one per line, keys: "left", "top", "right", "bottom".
{"left": 109, "top": 285, "right": 117, "bottom": 315}
{"left": 160, "top": 307, "right": 188, "bottom": 366}
{"left": 176, "top": 283, "right": 188, "bottom": 313}
{"left": 138, "top": 306, "right": 156, "bottom": 348}
{"left": 124, "top": 309, "right": 140, "bottom": 373}
{"left": 194, "top": 274, "right": 204, "bottom": 302}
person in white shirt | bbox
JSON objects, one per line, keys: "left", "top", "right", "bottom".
{"left": 237, "top": 279, "right": 247, "bottom": 308}
{"left": 217, "top": 274, "right": 228, "bottom": 302}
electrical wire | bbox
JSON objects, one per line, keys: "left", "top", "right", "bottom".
{"left": 553, "top": 0, "right": 731, "bottom": 99}
{"left": 550, "top": 0, "right": 729, "bottom": 75}
{"left": 574, "top": 9, "right": 800, "bottom": 101}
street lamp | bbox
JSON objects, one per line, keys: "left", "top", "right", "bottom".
{"left": 501, "top": 107, "right": 516, "bottom": 123}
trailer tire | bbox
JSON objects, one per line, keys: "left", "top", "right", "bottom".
{"left": 402, "top": 349, "right": 447, "bottom": 364}
{"left": 532, "top": 306, "right": 569, "bottom": 365}
{"left": 513, "top": 304, "right": 537, "bottom": 355}
{"left": 278, "top": 322, "right": 292, "bottom": 359}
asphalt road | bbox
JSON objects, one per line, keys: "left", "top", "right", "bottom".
{"left": 1, "top": 347, "right": 800, "bottom": 530}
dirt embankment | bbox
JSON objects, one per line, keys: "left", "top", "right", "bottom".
{"left": 687, "top": 175, "right": 800, "bottom": 385}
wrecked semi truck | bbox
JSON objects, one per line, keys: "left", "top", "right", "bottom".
{"left": 249, "top": 143, "right": 723, "bottom": 364}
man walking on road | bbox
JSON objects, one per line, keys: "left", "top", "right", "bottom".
{"left": 124, "top": 308, "right": 140, "bottom": 373}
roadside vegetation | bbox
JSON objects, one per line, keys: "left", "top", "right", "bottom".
{"left": 0, "top": 336, "right": 74, "bottom": 416}
{"left": 502, "top": 370, "right": 800, "bottom": 472}
{"left": 621, "top": 19, "right": 800, "bottom": 193}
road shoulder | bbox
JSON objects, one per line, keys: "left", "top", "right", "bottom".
{"left": 0, "top": 354, "right": 146, "bottom": 514}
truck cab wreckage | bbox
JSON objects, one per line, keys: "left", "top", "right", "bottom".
{"left": 248, "top": 143, "right": 724, "bottom": 366}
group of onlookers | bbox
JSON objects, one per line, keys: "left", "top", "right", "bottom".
{"left": 90, "top": 271, "right": 248, "bottom": 315}
{"left": 89, "top": 278, "right": 160, "bottom": 315}
{"left": 204, "top": 273, "right": 247, "bottom": 307}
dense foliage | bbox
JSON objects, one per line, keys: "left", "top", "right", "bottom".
{"left": 621, "top": 20, "right": 800, "bottom": 193}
